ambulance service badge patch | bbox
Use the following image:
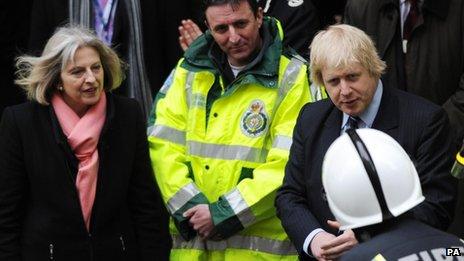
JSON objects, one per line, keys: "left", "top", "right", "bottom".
{"left": 241, "top": 100, "right": 268, "bottom": 137}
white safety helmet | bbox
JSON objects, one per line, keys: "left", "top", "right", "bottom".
{"left": 322, "top": 129, "right": 424, "bottom": 230}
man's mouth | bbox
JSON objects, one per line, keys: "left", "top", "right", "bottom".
{"left": 342, "top": 99, "right": 357, "bottom": 106}
{"left": 230, "top": 45, "right": 245, "bottom": 52}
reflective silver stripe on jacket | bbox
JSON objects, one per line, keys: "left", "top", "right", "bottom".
{"left": 188, "top": 141, "right": 268, "bottom": 163}
{"left": 167, "top": 183, "right": 201, "bottom": 214}
{"left": 191, "top": 93, "right": 206, "bottom": 108}
{"left": 272, "top": 135, "right": 293, "bottom": 151}
{"left": 159, "top": 69, "right": 176, "bottom": 94}
{"left": 172, "top": 234, "right": 297, "bottom": 255}
{"left": 185, "top": 72, "right": 195, "bottom": 108}
{"left": 149, "top": 126, "right": 269, "bottom": 162}
{"left": 148, "top": 125, "right": 186, "bottom": 145}
{"left": 276, "top": 58, "right": 304, "bottom": 108}
{"left": 224, "top": 189, "right": 255, "bottom": 228}
{"left": 310, "top": 82, "right": 324, "bottom": 102}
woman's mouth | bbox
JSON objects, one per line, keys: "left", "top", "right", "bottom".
{"left": 82, "top": 87, "right": 98, "bottom": 95}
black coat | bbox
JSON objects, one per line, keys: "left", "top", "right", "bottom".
{"left": 275, "top": 86, "right": 457, "bottom": 259}
{"left": 0, "top": 94, "right": 171, "bottom": 261}
{"left": 259, "top": 0, "right": 321, "bottom": 59}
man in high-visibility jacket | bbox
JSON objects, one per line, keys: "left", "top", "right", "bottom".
{"left": 147, "top": 0, "right": 324, "bottom": 259}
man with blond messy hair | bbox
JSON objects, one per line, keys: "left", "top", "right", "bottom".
{"left": 276, "top": 24, "right": 456, "bottom": 260}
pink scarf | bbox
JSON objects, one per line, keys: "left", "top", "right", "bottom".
{"left": 51, "top": 92, "right": 107, "bottom": 231}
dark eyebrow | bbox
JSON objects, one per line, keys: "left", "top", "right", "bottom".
{"left": 213, "top": 24, "right": 228, "bottom": 32}
{"left": 233, "top": 19, "right": 248, "bottom": 25}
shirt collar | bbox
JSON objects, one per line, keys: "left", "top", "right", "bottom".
{"left": 342, "top": 80, "right": 383, "bottom": 130}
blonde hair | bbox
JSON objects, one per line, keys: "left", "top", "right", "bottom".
{"left": 309, "top": 24, "right": 386, "bottom": 86}
{"left": 15, "top": 26, "right": 124, "bottom": 105}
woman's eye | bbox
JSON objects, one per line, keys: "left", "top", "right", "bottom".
{"left": 92, "top": 65, "right": 101, "bottom": 72}
{"left": 71, "top": 70, "right": 84, "bottom": 77}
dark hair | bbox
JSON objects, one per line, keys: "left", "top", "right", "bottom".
{"left": 203, "top": 0, "right": 259, "bottom": 16}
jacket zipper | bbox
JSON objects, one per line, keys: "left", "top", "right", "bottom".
{"left": 120, "top": 235, "right": 126, "bottom": 251}
{"left": 89, "top": 233, "right": 94, "bottom": 261}
{"left": 49, "top": 243, "right": 54, "bottom": 260}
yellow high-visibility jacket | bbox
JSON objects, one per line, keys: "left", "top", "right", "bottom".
{"left": 148, "top": 17, "right": 325, "bottom": 260}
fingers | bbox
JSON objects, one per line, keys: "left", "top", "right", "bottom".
{"left": 321, "top": 234, "right": 348, "bottom": 250}
{"left": 189, "top": 20, "right": 202, "bottom": 37}
{"left": 179, "top": 35, "right": 188, "bottom": 51}
{"left": 321, "top": 241, "right": 354, "bottom": 259}
{"left": 183, "top": 205, "right": 198, "bottom": 218}
{"left": 179, "top": 19, "right": 203, "bottom": 45}
{"left": 327, "top": 220, "right": 340, "bottom": 230}
{"left": 320, "top": 230, "right": 358, "bottom": 259}
{"left": 311, "top": 231, "right": 337, "bottom": 260}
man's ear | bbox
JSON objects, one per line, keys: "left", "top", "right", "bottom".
{"left": 256, "top": 7, "right": 264, "bottom": 28}
{"left": 204, "top": 19, "right": 210, "bottom": 29}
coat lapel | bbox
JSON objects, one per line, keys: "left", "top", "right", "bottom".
{"left": 315, "top": 106, "right": 341, "bottom": 182}
{"left": 377, "top": 0, "right": 399, "bottom": 58}
{"left": 372, "top": 86, "right": 399, "bottom": 138}
{"left": 322, "top": 107, "right": 343, "bottom": 147}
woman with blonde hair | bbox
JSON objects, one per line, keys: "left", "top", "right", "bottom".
{"left": 0, "top": 26, "right": 171, "bottom": 260}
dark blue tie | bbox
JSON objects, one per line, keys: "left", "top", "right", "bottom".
{"left": 346, "top": 116, "right": 360, "bottom": 130}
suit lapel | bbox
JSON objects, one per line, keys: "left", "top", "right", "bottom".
{"left": 314, "top": 107, "right": 341, "bottom": 183}
{"left": 377, "top": 0, "right": 399, "bottom": 58}
{"left": 315, "top": 106, "right": 341, "bottom": 229}
{"left": 372, "top": 86, "right": 399, "bottom": 138}
{"left": 322, "top": 107, "right": 343, "bottom": 148}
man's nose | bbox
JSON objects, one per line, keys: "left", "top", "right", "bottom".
{"left": 340, "top": 80, "right": 352, "bottom": 95}
{"left": 228, "top": 27, "right": 240, "bottom": 44}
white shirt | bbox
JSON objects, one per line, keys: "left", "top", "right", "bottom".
{"left": 400, "top": 0, "right": 411, "bottom": 37}
{"left": 229, "top": 62, "right": 246, "bottom": 77}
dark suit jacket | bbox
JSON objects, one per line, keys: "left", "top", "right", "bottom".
{"left": 0, "top": 94, "right": 171, "bottom": 260}
{"left": 275, "top": 86, "right": 457, "bottom": 258}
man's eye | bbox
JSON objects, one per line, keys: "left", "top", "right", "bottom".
{"left": 347, "top": 74, "right": 358, "bottom": 81}
{"left": 328, "top": 79, "right": 339, "bottom": 86}
{"left": 235, "top": 21, "right": 248, "bottom": 28}
{"left": 214, "top": 26, "right": 228, "bottom": 34}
